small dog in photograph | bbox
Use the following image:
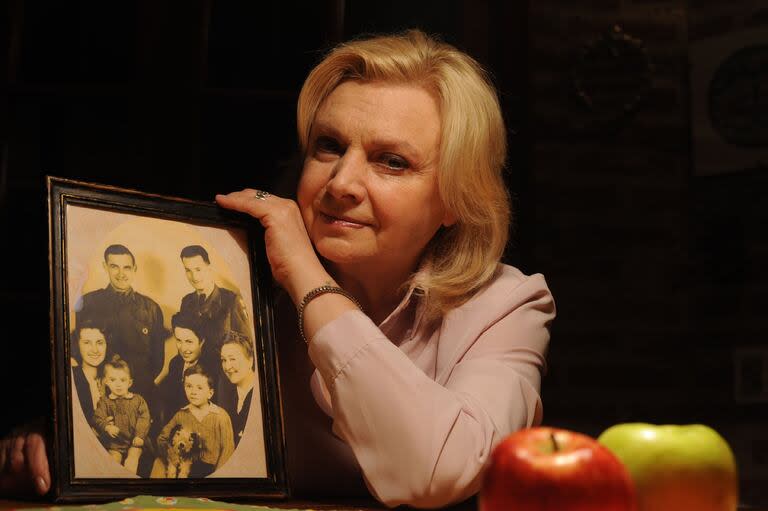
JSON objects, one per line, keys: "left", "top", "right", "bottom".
{"left": 165, "top": 424, "right": 200, "bottom": 478}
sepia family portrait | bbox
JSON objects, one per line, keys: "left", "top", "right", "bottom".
{"left": 64, "top": 203, "right": 268, "bottom": 480}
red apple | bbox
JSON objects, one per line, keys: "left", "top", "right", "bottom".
{"left": 480, "top": 427, "right": 637, "bottom": 511}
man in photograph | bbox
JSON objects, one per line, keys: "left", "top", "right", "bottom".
{"left": 178, "top": 245, "right": 251, "bottom": 367}
{"left": 75, "top": 244, "right": 168, "bottom": 407}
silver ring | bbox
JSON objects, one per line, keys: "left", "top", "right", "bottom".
{"left": 253, "top": 190, "right": 270, "bottom": 201}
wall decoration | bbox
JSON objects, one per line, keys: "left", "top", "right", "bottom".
{"left": 690, "top": 28, "right": 768, "bottom": 176}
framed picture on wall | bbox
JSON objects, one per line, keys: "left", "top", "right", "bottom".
{"left": 47, "top": 176, "right": 287, "bottom": 501}
{"left": 690, "top": 28, "right": 768, "bottom": 176}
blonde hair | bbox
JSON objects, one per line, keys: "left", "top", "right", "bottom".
{"left": 297, "top": 30, "right": 510, "bottom": 321}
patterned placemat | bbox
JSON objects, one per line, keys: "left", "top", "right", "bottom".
{"left": 11, "top": 496, "right": 313, "bottom": 511}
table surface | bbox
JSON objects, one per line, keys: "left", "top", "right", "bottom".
{"left": 1, "top": 497, "right": 766, "bottom": 511}
{"left": 0, "top": 498, "right": 385, "bottom": 511}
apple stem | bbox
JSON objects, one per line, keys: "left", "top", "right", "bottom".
{"left": 550, "top": 432, "right": 560, "bottom": 452}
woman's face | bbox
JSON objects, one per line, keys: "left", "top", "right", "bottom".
{"left": 220, "top": 342, "right": 254, "bottom": 386}
{"left": 174, "top": 326, "right": 204, "bottom": 363}
{"left": 78, "top": 328, "right": 107, "bottom": 368}
{"left": 298, "top": 81, "right": 454, "bottom": 276}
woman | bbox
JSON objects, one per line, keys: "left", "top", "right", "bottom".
{"left": 1, "top": 30, "right": 554, "bottom": 507}
{"left": 217, "top": 331, "right": 256, "bottom": 446}
{"left": 216, "top": 30, "right": 555, "bottom": 507}
{"left": 70, "top": 320, "right": 109, "bottom": 427}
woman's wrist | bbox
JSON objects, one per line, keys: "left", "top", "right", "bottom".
{"left": 297, "top": 285, "right": 364, "bottom": 344}
{"left": 284, "top": 260, "right": 336, "bottom": 307}
{"left": 299, "top": 291, "right": 362, "bottom": 346}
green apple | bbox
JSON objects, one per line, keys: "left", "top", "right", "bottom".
{"left": 597, "top": 423, "right": 738, "bottom": 511}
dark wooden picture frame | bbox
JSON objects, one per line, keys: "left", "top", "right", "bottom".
{"left": 47, "top": 176, "right": 287, "bottom": 502}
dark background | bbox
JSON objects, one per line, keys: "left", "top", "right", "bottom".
{"left": 1, "top": 0, "right": 766, "bottom": 505}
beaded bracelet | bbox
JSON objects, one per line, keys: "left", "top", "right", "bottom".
{"left": 297, "top": 285, "right": 363, "bottom": 345}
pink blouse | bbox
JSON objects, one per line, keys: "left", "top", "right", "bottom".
{"left": 306, "top": 264, "right": 555, "bottom": 508}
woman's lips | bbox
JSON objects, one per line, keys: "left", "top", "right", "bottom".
{"left": 320, "top": 212, "right": 368, "bottom": 228}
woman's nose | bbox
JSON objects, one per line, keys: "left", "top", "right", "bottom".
{"left": 326, "top": 151, "right": 366, "bottom": 202}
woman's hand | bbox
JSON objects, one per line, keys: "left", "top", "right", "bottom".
{"left": 216, "top": 189, "right": 332, "bottom": 304}
{"left": 0, "top": 426, "right": 50, "bottom": 497}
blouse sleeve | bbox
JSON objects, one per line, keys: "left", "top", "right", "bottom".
{"left": 307, "top": 273, "right": 555, "bottom": 508}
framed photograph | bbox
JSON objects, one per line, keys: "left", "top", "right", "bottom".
{"left": 47, "top": 176, "right": 287, "bottom": 501}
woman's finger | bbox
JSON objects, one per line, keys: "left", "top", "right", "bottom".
{"left": 8, "top": 435, "right": 25, "bottom": 474}
{"left": 24, "top": 433, "right": 49, "bottom": 495}
{"left": 0, "top": 435, "right": 32, "bottom": 496}
{"left": 215, "top": 189, "right": 275, "bottom": 218}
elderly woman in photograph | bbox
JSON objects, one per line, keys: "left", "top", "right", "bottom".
{"left": 217, "top": 331, "right": 257, "bottom": 447}
{"left": 0, "top": 30, "right": 554, "bottom": 507}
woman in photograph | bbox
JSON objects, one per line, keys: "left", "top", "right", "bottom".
{"left": 217, "top": 331, "right": 256, "bottom": 447}
{"left": 70, "top": 320, "right": 110, "bottom": 427}
{"left": 1, "top": 30, "right": 554, "bottom": 508}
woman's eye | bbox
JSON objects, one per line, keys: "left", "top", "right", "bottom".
{"left": 315, "top": 136, "right": 342, "bottom": 154}
{"left": 380, "top": 153, "right": 409, "bottom": 171}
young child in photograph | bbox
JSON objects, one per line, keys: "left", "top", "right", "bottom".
{"left": 152, "top": 364, "right": 234, "bottom": 478}
{"left": 92, "top": 355, "right": 151, "bottom": 474}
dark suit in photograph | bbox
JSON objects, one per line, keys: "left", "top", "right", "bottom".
{"left": 179, "top": 285, "right": 251, "bottom": 367}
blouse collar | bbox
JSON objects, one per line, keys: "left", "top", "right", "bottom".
{"left": 108, "top": 392, "right": 135, "bottom": 400}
